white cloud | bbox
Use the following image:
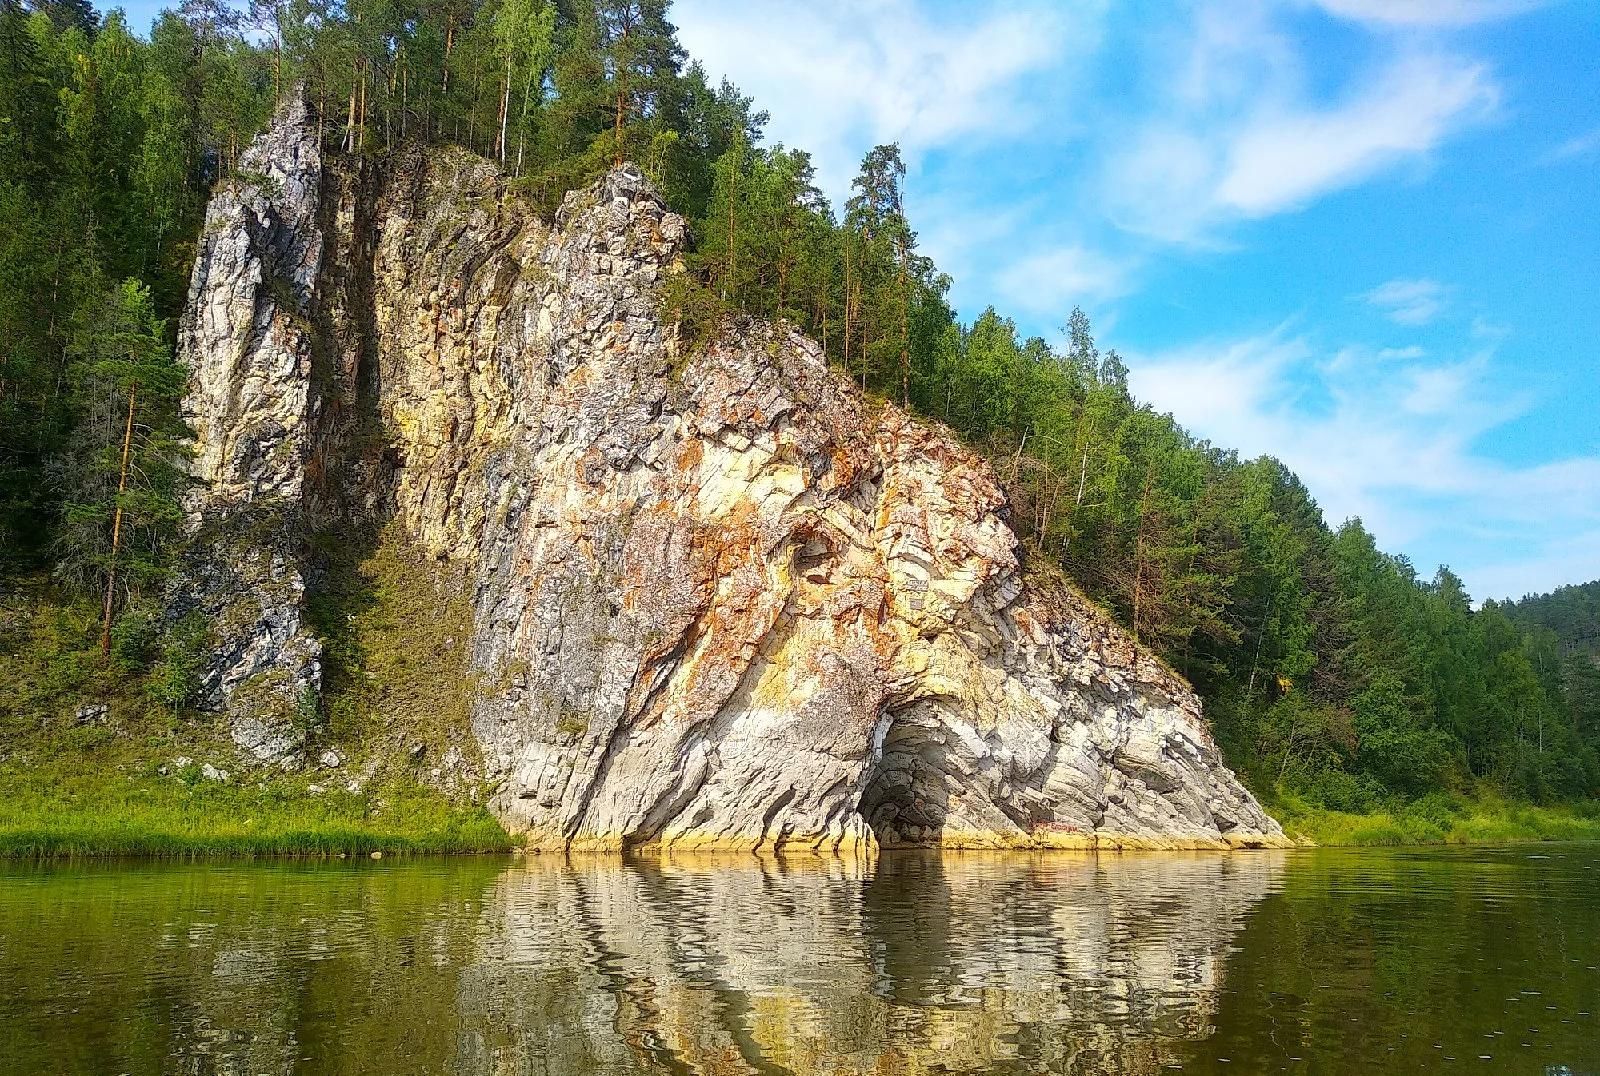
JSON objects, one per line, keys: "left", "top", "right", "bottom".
{"left": 1380, "top": 345, "right": 1428, "bottom": 360}
{"left": 1308, "top": 0, "right": 1549, "bottom": 27}
{"left": 1126, "top": 328, "right": 1600, "bottom": 600}
{"left": 672, "top": 0, "right": 1090, "bottom": 200}
{"left": 1469, "top": 528, "right": 1600, "bottom": 603}
{"left": 910, "top": 190, "right": 1041, "bottom": 307}
{"left": 678, "top": 0, "right": 1506, "bottom": 285}
{"left": 994, "top": 244, "right": 1135, "bottom": 316}
{"left": 1398, "top": 352, "right": 1486, "bottom": 413}
{"left": 1364, "top": 277, "right": 1450, "bottom": 325}
{"left": 1470, "top": 315, "right": 1512, "bottom": 340}
{"left": 1216, "top": 56, "right": 1498, "bottom": 217}
{"left": 1104, "top": 49, "right": 1498, "bottom": 241}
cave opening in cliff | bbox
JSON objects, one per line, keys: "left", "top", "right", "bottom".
{"left": 859, "top": 704, "right": 955, "bottom": 847}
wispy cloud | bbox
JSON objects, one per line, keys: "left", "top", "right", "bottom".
{"left": 680, "top": 1, "right": 1507, "bottom": 260}
{"left": 1364, "top": 277, "right": 1451, "bottom": 325}
{"left": 994, "top": 244, "right": 1135, "bottom": 316}
{"left": 1542, "top": 125, "right": 1600, "bottom": 164}
{"left": 1103, "top": 48, "right": 1499, "bottom": 242}
{"left": 673, "top": 0, "right": 1091, "bottom": 199}
{"left": 1307, "top": 0, "right": 1550, "bottom": 28}
{"left": 1217, "top": 57, "right": 1498, "bottom": 217}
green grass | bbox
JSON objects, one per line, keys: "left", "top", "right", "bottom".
{"left": 0, "top": 768, "right": 512, "bottom": 858}
{"left": 1270, "top": 790, "right": 1600, "bottom": 847}
{"left": 1, "top": 571, "right": 511, "bottom": 859}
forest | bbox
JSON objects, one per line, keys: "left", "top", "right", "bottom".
{"left": 1, "top": 0, "right": 1595, "bottom": 816}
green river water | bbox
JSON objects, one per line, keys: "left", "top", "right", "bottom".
{"left": 0, "top": 846, "right": 1595, "bottom": 1074}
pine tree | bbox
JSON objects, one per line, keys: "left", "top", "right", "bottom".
{"left": 595, "top": 0, "right": 682, "bottom": 167}
{"left": 844, "top": 143, "right": 914, "bottom": 397}
{"left": 50, "top": 280, "right": 188, "bottom": 653}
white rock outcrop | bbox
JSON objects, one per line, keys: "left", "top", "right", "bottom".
{"left": 174, "top": 102, "right": 1287, "bottom": 850}
{"left": 171, "top": 97, "right": 323, "bottom": 761}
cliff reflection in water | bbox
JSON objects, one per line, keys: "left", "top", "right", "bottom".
{"left": 0, "top": 852, "right": 1286, "bottom": 1075}
{"left": 455, "top": 851, "right": 1286, "bottom": 1074}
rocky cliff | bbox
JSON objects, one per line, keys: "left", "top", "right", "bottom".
{"left": 174, "top": 101, "right": 1286, "bottom": 852}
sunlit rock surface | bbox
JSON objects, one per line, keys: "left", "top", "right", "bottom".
{"left": 171, "top": 96, "right": 324, "bottom": 762}
{"left": 174, "top": 100, "right": 1285, "bottom": 848}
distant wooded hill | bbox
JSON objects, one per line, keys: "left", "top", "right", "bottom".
{"left": 1505, "top": 580, "right": 1600, "bottom": 660}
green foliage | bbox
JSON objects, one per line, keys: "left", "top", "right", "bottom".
{"left": 658, "top": 270, "right": 732, "bottom": 359}
{"left": 1350, "top": 673, "right": 1458, "bottom": 796}
{"left": 145, "top": 611, "right": 208, "bottom": 710}
{"left": 51, "top": 279, "right": 189, "bottom": 621}
{"left": 0, "top": 0, "right": 260, "bottom": 571}
{"left": 1273, "top": 789, "right": 1600, "bottom": 847}
{"left": 0, "top": 576, "right": 509, "bottom": 859}
{"left": 0, "top": 577, "right": 142, "bottom": 732}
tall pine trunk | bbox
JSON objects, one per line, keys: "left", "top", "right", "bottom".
{"left": 345, "top": 81, "right": 358, "bottom": 153}
{"left": 100, "top": 383, "right": 137, "bottom": 656}
{"left": 724, "top": 157, "right": 737, "bottom": 300}
{"left": 1131, "top": 463, "right": 1157, "bottom": 645}
{"left": 613, "top": 85, "right": 626, "bottom": 167}
{"left": 497, "top": 55, "right": 511, "bottom": 163}
{"left": 897, "top": 233, "right": 910, "bottom": 407}
{"left": 842, "top": 249, "right": 853, "bottom": 379}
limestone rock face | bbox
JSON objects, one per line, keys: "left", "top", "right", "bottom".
{"left": 172, "top": 96, "right": 323, "bottom": 762}
{"left": 176, "top": 103, "right": 1286, "bottom": 849}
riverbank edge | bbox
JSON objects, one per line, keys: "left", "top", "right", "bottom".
{"left": 4, "top": 754, "right": 1597, "bottom": 858}
{"left": 0, "top": 819, "right": 1297, "bottom": 859}
{"left": 0, "top": 773, "right": 515, "bottom": 859}
{"left": 1273, "top": 801, "right": 1600, "bottom": 847}
{"left": 7, "top": 809, "right": 1599, "bottom": 858}
{"left": 0, "top": 825, "right": 515, "bottom": 859}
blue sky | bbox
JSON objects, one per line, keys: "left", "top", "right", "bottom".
{"left": 115, "top": 0, "right": 1598, "bottom": 601}
{"left": 672, "top": 0, "right": 1599, "bottom": 603}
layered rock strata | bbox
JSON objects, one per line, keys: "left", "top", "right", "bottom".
{"left": 175, "top": 101, "right": 1287, "bottom": 850}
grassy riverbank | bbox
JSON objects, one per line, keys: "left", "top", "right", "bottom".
{"left": 1, "top": 573, "right": 511, "bottom": 859}
{"left": 1270, "top": 791, "right": 1600, "bottom": 847}
{"left": 0, "top": 766, "right": 512, "bottom": 859}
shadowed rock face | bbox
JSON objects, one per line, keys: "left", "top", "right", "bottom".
{"left": 175, "top": 101, "right": 1286, "bottom": 850}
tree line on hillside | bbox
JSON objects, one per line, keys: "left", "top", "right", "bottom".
{"left": 1504, "top": 582, "right": 1600, "bottom": 757}
{"left": 1, "top": 0, "right": 1593, "bottom": 806}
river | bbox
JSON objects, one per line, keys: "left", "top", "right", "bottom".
{"left": 1, "top": 846, "right": 1595, "bottom": 1074}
